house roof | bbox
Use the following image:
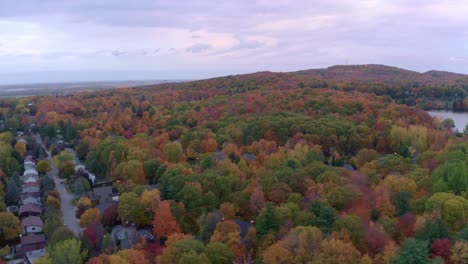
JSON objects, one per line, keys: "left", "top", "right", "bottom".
{"left": 234, "top": 219, "right": 252, "bottom": 240}
{"left": 22, "top": 193, "right": 40, "bottom": 199}
{"left": 22, "top": 182, "right": 40, "bottom": 189}
{"left": 21, "top": 216, "right": 44, "bottom": 228}
{"left": 21, "top": 233, "right": 46, "bottom": 245}
{"left": 25, "top": 248, "right": 45, "bottom": 264}
{"left": 22, "top": 196, "right": 41, "bottom": 205}
{"left": 93, "top": 186, "right": 113, "bottom": 197}
{"left": 22, "top": 175, "right": 38, "bottom": 183}
{"left": 19, "top": 204, "right": 42, "bottom": 215}
{"left": 22, "top": 187, "right": 40, "bottom": 194}
{"left": 23, "top": 169, "right": 38, "bottom": 176}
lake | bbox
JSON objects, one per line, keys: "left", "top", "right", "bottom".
{"left": 427, "top": 110, "right": 468, "bottom": 132}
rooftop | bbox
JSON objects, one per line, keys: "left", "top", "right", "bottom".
{"left": 21, "top": 216, "right": 44, "bottom": 228}
{"left": 19, "top": 204, "right": 42, "bottom": 215}
{"left": 25, "top": 248, "right": 45, "bottom": 264}
{"left": 21, "top": 233, "right": 46, "bottom": 245}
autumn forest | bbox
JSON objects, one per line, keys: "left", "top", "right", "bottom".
{"left": 0, "top": 64, "right": 467, "bottom": 264}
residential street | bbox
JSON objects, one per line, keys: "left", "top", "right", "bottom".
{"left": 34, "top": 134, "right": 82, "bottom": 236}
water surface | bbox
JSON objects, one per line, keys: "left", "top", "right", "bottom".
{"left": 427, "top": 110, "right": 468, "bottom": 132}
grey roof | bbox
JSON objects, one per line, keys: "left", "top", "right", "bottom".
{"left": 19, "top": 204, "right": 41, "bottom": 215}
{"left": 21, "top": 233, "right": 46, "bottom": 245}
{"left": 21, "top": 216, "right": 44, "bottom": 228}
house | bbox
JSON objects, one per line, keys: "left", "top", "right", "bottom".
{"left": 21, "top": 196, "right": 41, "bottom": 207}
{"left": 21, "top": 185, "right": 40, "bottom": 194}
{"left": 22, "top": 182, "right": 39, "bottom": 189}
{"left": 21, "top": 175, "right": 38, "bottom": 184}
{"left": 19, "top": 204, "right": 42, "bottom": 218}
{"left": 21, "top": 216, "right": 44, "bottom": 234}
{"left": 234, "top": 219, "right": 253, "bottom": 241}
{"left": 92, "top": 186, "right": 114, "bottom": 204}
{"left": 24, "top": 161, "right": 36, "bottom": 171}
{"left": 24, "top": 155, "right": 34, "bottom": 162}
{"left": 23, "top": 169, "right": 38, "bottom": 177}
{"left": 18, "top": 233, "right": 46, "bottom": 254}
{"left": 17, "top": 138, "right": 28, "bottom": 145}
{"left": 25, "top": 248, "right": 45, "bottom": 264}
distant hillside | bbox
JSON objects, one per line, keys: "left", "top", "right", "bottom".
{"left": 134, "top": 64, "right": 468, "bottom": 111}
{"left": 292, "top": 64, "right": 468, "bottom": 85}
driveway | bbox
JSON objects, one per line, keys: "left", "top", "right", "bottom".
{"left": 34, "top": 134, "right": 82, "bottom": 236}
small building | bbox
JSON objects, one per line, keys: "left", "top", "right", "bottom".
{"left": 19, "top": 204, "right": 42, "bottom": 218}
{"left": 7, "top": 206, "right": 19, "bottom": 214}
{"left": 92, "top": 186, "right": 114, "bottom": 204}
{"left": 18, "top": 233, "right": 46, "bottom": 254}
{"left": 21, "top": 216, "right": 44, "bottom": 234}
{"left": 88, "top": 173, "right": 96, "bottom": 184}
{"left": 234, "top": 219, "right": 253, "bottom": 241}
{"left": 74, "top": 164, "right": 86, "bottom": 173}
{"left": 25, "top": 248, "right": 45, "bottom": 264}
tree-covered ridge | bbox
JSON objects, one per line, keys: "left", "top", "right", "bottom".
{"left": 0, "top": 68, "right": 466, "bottom": 263}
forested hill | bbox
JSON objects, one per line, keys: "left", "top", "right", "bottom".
{"left": 136, "top": 64, "right": 468, "bottom": 110}
{"left": 292, "top": 64, "right": 468, "bottom": 84}
{"left": 0, "top": 64, "right": 467, "bottom": 263}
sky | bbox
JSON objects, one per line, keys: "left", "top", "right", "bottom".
{"left": 0, "top": 0, "right": 468, "bottom": 84}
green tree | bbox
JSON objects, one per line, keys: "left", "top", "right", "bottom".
{"left": 415, "top": 218, "right": 449, "bottom": 243}
{"left": 157, "top": 238, "right": 206, "bottom": 264}
{"left": 334, "top": 215, "right": 364, "bottom": 246}
{"left": 256, "top": 202, "right": 279, "bottom": 237}
{"left": 73, "top": 177, "right": 90, "bottom": 196}
{"left": 143, "top": 159, "right": 161, "bottom": 183}
{"left": 49, "top": 226, "right": 75, "bottom": 246}
{"left": 432, "top": 162, "right": 467, "bottom": 195}
{"left": 36, "top": 160, "right": 52, "bottom": 174}
{"left": 392, "top": 238, "right": 430, "bottom": 264}
{"left": 396, "top": 192, "right": 411, "bottom": 216}
{"left": 38, "top": 239, "right": 87, "bottom": 264}
{"left": 205, "top": 242, "right": 233, "bottom": 264}
{"left": 326, "top": 186, "right": 358, "bottom": 210}
{"left": 58, "top": 160, "right": 75, "bottom": 179}
{"left": 5, "top": 179, "right": 19, "bottom": 205}
{"left": 164, "top": 141, "right": 183, "bottom": 163}
{"left": 117, "top": 192, "right": 145, "bottom": 224}
{"left": 311, "top": 201, "right": 336, "bottom": 234}
{"left": 179, "top": 251, "right": 211, "bottom": 264}
{"left": 0, "top": 212, "right": 21, "bottom": 242}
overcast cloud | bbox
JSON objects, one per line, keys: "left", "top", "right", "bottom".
{"left": 0, "top": 0, "right": 467, "bottom": 84}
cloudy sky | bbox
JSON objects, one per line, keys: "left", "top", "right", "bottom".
{"left": 0, "top": 0, "right": 468, "bottom": 84}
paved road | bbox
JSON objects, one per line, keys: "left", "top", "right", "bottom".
{"left": 34, "top": 134, "right": 82, "bottom": 236}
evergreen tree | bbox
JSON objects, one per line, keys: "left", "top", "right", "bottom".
{"left": 256, "top": 202, "right": 279, "bottom": 237}
{"left": 393, "top": 238, "right": 431, "bottom": 264}
{"left": 5, "top": 179, "right": 19, "bottom": 205}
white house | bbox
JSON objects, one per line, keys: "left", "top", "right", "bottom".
{"left": 24, "top": 160, "right": 36, "bottom": 171}
{"left": 21, "top": 216, "right": 44, "bottom": 234}
{"left": 22, "top": 175, "right": 39, "bottom": 184}
{"left": 23, "top": 169, "right": 38, "bottom": 177}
